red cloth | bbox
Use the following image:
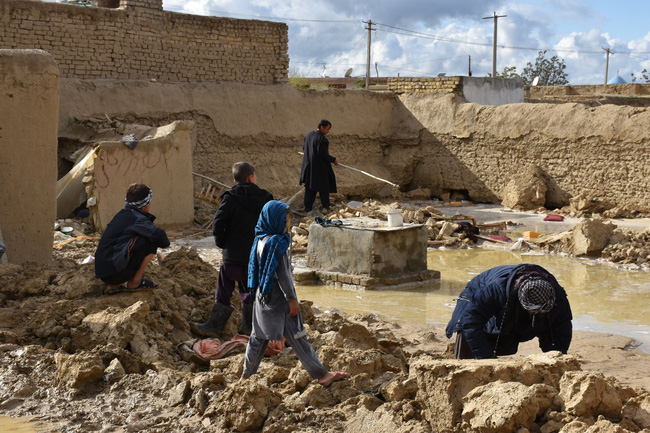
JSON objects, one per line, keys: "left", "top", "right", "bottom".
{"left": 544, "top": 214, "right": 564, "bottom": 222}
{"left": 192, "top": 335, "right": 285, "bottom": 361}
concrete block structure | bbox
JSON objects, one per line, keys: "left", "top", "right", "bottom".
{"left": 0, "top": 49, "right": 59, "bottom": 265}
{"left": 306, "top": 218, "right": 440, "bottom": 289}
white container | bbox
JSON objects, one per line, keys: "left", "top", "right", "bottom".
{"left": 386, "top": 209, "right": 403, "bottom": 227}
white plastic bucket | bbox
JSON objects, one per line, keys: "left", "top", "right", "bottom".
{"left": 386, "top": 209, "right": 403, "bottom": 227}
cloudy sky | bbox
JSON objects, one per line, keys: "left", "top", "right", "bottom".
{"left": 155, "top": 0, "right": 649, "bottom": 85}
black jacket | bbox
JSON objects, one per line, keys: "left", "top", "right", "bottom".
{"left": 299, "top": 129, "right": 337, "bottom": 193}
{"left": 212, "top": 183, "right": 273, "bottom": 265}
{"left": 95, "top": 205, "right": 170, "bottom": 278}
{"left": 445, "top": 264, "right": 573, "bottom": 359}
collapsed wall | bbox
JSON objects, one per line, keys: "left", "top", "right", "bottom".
{"left": 401, "top": 93, "right": 650, "bottom": 210}
{"left": 0, "top": 49, "right": 59, "bottom": 265}
{"left": 0, "top": 0, "right": 288, "bottom": 84}
{"left": 85, "top": 121, "right": 195, "bottom": 231}
{"left": 58, "top": 79, "right": 650, "bottom": 213}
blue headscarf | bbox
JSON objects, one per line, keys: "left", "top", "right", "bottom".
{"left": 247, "top": 200, "right": 291, "bottom": 301}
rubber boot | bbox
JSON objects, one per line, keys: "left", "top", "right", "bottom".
{"left": 238, "top": 302, "right": 254, "bottom": 336}
{"left": 195, "top": 302, "right": 233, "bottom": 337}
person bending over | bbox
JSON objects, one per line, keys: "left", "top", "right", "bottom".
{"left": 446, "top": 264, "right": 572, "bottom": 359}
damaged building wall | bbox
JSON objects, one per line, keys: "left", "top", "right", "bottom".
{"left": 400, "top": 93, "right": 650, "bottom": 210}
{"left": 0, "top": 0, "right": 288, "bottom": 84}
{"left": 58, "top": 79, "right": 400, "bottom": 200}
{"left": 57, "top": 80, "right": 650, "bottom": 212}
{"left": 86, "top": 121, "right": 195, "bottom": 231}
{"left": 0, "top": 49, "right": 59, "bottom": 265}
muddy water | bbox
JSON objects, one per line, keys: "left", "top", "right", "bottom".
{"left": 296, "top": 248, "right": 650, "bottom": 349}
{"left": 0, "top": 416, "right": 39, "bottom": 432}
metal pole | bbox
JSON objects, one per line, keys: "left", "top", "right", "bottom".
{"left": 483, "top": 12, "right": 507, "bottom": 77}
{"left": 603, "top": 47, "right": 611, "bottom": 84}
{"left": 364, "top": 20, "right": 373, "bottom": 89}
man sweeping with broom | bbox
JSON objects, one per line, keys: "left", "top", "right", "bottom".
{"left": 299, "top": 119, "right": 339, "bottom": 214}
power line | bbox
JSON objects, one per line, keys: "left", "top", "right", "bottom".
{"left": 375, "top": 21, "right": 650, "bottom": 56}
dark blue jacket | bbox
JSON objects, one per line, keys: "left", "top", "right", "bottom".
{"left": 212, "top": 183, "right": 273, "bottom": 265}
{"left": 445, "top": 264, "right": 572, "bottom": 359}
{"left": 95, "top": 205, "right": 170, "bottom": 278}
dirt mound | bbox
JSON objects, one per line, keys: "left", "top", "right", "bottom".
{"left": 2, "top": 247, "right": 650, "bottom": 432}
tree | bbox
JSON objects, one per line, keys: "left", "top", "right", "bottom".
{"left": 490, "top": 65, "right": 523, "bottom": 79}
{"left": 630, "top": 69, "right": 650, "bottom": 83}
{"left": 521, "top": 50, "right": 569, "bottom": 86}
{"left": 288, "top": 67, "right": 310, "bottom": 90}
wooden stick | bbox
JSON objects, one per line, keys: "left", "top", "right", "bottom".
{"left": 192, "top": 172, "right": 231, "bottom": 189}
{"left": 338, "top": 163, "right": 399, "bottom": 188}
{"left": 298, "top": 152, "right": 399, "bottom": 188}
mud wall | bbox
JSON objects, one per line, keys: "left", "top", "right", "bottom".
{"left": 401, "top": 93, "right": 650, "bottom": 210}
{"left": 0, "top": 49, "right": 59, "bottom": 265}
{"left": 86, "top": 121, "right": 195, "bottom": 231}
{"left": 0, "top": 0, "right": 288, "bottom": 84}
{"left": 58, "top": 80, "right": 650, "bottom": 212}
{"left": 530, "top": 83, "right": 650, "bottom": 98}
{"left": 58, "top": 79, "right": 401, "bottom": 200}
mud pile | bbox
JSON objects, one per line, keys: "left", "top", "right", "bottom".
{"left": 2, "top": 247, "right": 650, "bottom": 432}
{"left": 536, "top": 218, "right": 650, "bottom": 268}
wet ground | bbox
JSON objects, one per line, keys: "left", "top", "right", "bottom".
{"left": 297, "top": 248, "right": 650, "bottom": 350}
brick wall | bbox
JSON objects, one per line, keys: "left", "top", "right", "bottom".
{"left": 388, "top": 77, "right": 462, "bottom": 95}
{"left": 0, "top": 0, "right": 288, "bottom": 84}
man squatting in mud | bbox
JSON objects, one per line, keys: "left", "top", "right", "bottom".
{"left": 195, "top": 162, "right": 273, "bottom": 337}
{"left": 299, "top": 119, "right": 339, "bottom": 213}
{"left": 446, "top": 264, "right": 573, "bottom": 359}
{"left": 95, "top": 183, "right": 170, "bottom": 295}
{"left": 241, "top": 200, "right": 347, "bottom": 387}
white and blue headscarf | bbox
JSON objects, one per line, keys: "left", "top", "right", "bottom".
{"left": 125, "top": 188, "right": 153, "bottom": 209}
{"left": 247, "top": 200, "right": 291, "bottom": 303}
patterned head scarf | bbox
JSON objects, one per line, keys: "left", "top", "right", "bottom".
{"left": 125, "top": 188, "right": 153, "bottom": 209}
{"left": 247, "top": 201, "right": 291, "bottom": 302}
{"left": 517, "top": 275, "right": 556, "bottom": 314}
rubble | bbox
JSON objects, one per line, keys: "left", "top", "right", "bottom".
{"left": 1, "top": 245, "right": 650, "bottom": 432}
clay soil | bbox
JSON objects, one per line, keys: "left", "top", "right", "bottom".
{"left": 2, "top": 207, "right": 650, "bottom": 433}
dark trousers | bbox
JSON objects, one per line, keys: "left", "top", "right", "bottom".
{"left": 454, "top": 331, "right": 521, "bottom": 359}
{"left": 100, "top": 237, "right": 157, "bottom": 285}
{"left": 304, "top": 187, "right": 330, "bottom": 212}
{"left": 215, "top": 262, "right": 252, "bottom": 306}
{"left": 454, "top": 332, "right": 476, "bottom": 359}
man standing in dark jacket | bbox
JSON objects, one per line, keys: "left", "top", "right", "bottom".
{"left": 446, "top": 264, "right": 572, "bottom": 359}
{"left": 95, "top": 183, "right": 170, "bottom": 295}
{"left": 299, "top": 119, "right": 339, "bottom": 213}
{"left": 195, "top": 162, "right": 273, "bottom": 337}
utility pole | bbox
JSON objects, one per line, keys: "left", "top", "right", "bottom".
{"left": 468, "top": 55, "right": 472, "bottom": 76}
{"left": 363, "top": 20, "right": 374, "bottom": 89}
{"left": 603, "top": 47, "right": 612, "bottom": 84}
{"left": 483, "top": 12, "right": 507, "bottom": 78}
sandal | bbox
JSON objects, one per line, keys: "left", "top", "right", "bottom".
{"left": 318, "top": 371, "right": 347, "bottom": 387}
{"left": 104, "top": 285, "right": 126, "bottom": 295}
{"left": 124, "top": 279, "right": 160, "bottom": 291}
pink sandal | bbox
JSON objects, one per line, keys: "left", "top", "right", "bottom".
{"left": 319, "top": 371, "right": 347, "bottom": 387}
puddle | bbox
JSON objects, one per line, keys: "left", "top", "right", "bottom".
{"left": 296, "top": 248, "right": 650, "bottom": 350}
{"left": 0, "top": 416, "right": 42, "bottom": 432}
